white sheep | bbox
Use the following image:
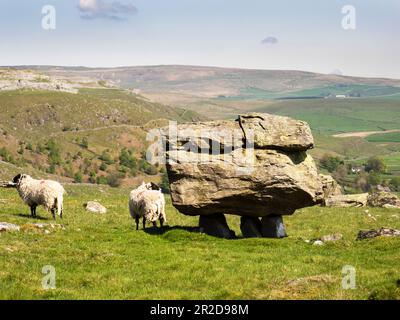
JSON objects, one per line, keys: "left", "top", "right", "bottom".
{"left": 12, "top": 174, "right": 65, "bottom": 219}
{"left": 129, "top": 182, "right": 166, "bottom": 230}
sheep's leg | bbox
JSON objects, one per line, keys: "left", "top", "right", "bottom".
{"left": 51, "top": 208, "right": 56, "bottom": 220}
{"left": 159, "top": 217, "right": 164, "bottom": 229}
{"left": 30, "top": 205, "right": 37, "bottom": 218}
{"left": 152, "top": 221, "right": 157, "bottom": 228}
{"left": 135, "top": 216, "right": 139, "bottom": 231}
{"left": 142, "top": 217, "right": 146, "bottom": 230}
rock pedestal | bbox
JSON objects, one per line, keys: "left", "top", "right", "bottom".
{"left": 261, "top": 216, "right": 288, "bottom": 238}
{"left": 240, "top": 216, "right": 262, "bottom": 238}
{"left": 199, "top": 214, "right": 235, "bottom": 239}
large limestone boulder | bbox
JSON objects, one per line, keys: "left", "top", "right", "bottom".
{"left": 162, "top": 113, "right": 323, "bottom": 220}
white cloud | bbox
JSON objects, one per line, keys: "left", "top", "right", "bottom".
{"left": 261, "top": 36, "right": 279, "bottom": 45}
{"left": 78, "top": 0, "right": 138, "bottom": 20}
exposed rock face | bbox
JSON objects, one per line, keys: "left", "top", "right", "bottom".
{"left": 163, "top": 113, "right": 323, "bottom": 219}
{"left": 319, "top": 174, "right": 342, "bottom": 201}
{"left": 367, "top": 191, "right": 400, "bottom": 208}
{"left": 324, "top": 194, "right": 368, "bottom": 208}
{"left": 85, "top": 201, "right": 107, "bottom": 214}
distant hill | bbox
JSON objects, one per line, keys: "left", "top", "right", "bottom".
{"left": 19, "top": 65, "right": 400, "bottom": 98}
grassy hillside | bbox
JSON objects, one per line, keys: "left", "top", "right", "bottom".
{"left": 0, "top": 185, "right": 399, "bottom": 300}
{"left": 0, "top": 88, "right": 203, "bottom": 184}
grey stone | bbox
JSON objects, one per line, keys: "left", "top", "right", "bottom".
{"left": 357, "top": 228, "right": 400, "bottom": 240}
{"left": 85, "top": 201, "right": 107, "bottom": 214}
{"left": 240, "top": 216, "right": 262, "bottom": 238}
{"left": 321, "top": 233, "right": 343, "bottom": 242}
{"left": 261, "top": 215, "right": 287, "bottom": 238}
{"left": 199, "top": 214, "right": 235, "bottom": 239}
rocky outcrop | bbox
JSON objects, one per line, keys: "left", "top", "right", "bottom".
{"left": 162, "top": 113, "right": 323, "bottom": 238}
{"left": 324, "top": 191, "right": 400, "bottom": 208}
{"left": 367, "top": 191, "right": 400, "bottom": 208}
{"left": 85, "top": 201, "right": 107, "bottom": 214}
{"left": 324, "top": 194, "right": 368, "bottom": 208}
{"left": 319, "top": 174, "right": 342, "bottom": 201}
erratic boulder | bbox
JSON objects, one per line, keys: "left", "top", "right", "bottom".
{"left": 162, "top": 113, "right": 324, "bottom": 238}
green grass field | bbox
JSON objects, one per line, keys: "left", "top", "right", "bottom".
{"left": 1, "top": 185, "right": 399, "bottom": 300}
{"left": 218, "top": 85, "right": 400, "bottom": 101}
{"left": 367, "top": 132, "right": 400, "bottom": 143}
{"left": 253, "top": 98, "right": 400, "bottom": 134}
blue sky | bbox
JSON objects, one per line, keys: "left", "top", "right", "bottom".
{"left": 0, "top": 0, "right": 399, "bottom": 78}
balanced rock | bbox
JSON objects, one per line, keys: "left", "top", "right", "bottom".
{"left": 85, "top": 201, "right": 107, "bottom": 214}
{"left": 163, "top": 113, "right": 323, "bottom": 218}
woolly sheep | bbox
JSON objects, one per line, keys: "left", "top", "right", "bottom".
{"left": 129, "top": 182, "right": 166, "bottom": 230}
{"left": 12, "top": 174, "right": 65, "bottom": 219}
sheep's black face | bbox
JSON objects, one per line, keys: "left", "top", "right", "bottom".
{"left": 150, "top": 182, "right": 160, "bottom": 190}
{"left": 12, "top": 174, "right": 23, "bottom": 185}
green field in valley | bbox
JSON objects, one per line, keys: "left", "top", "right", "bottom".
{"left": 366, "top": 132, "right": 400, "bottom": 143}
{"left": 253, "top": 98, "right": 400, "bottom": 135}
{"left": 0, "top": 185, "right": 399, "bottom": 300}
